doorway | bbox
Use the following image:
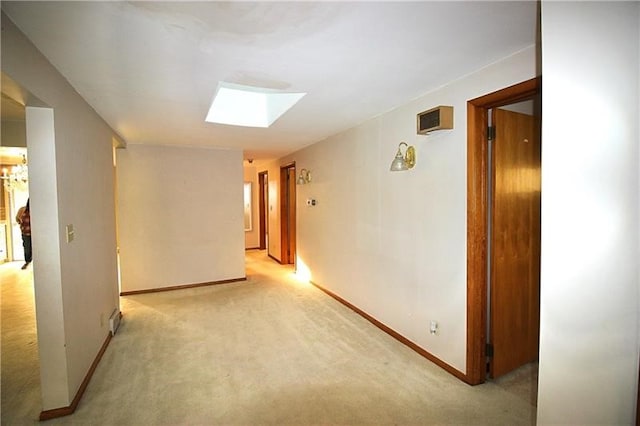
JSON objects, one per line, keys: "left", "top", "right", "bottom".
{"left": 488, "top": 102, "right": 541, "bottom": 378}
{"left": 258, "top": 171, "right": 268, "bottom": 251}
{"left": 0, "top": 147, "right": 29, "bottom": 263}
{"left": 466, "top": 77, "right": 541, "bottom": 385}
{"left": 0, "top": 87, "right": 42, "bottom": 421}
{"left": 279, "top": 164, "right": 296, "bottom": 265}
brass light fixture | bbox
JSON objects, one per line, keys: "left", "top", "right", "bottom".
{"left": 389, "top": 142, "right": 416, "bottom": 171}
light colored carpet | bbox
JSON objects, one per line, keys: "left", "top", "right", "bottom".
{"left": 1, "top": 262, "right": 41, "bottom": 425}
{"left": 1, "top": 251, "right": 536, "bottom": 425}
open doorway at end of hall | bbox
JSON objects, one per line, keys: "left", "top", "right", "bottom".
{"left": 1, "top": 87, "right": 40, "bottom": 423}
{"left": 1, "top": 150, "right": 30, "bottom": 264}
{"left": 466, "top": 77, "right": 542, "bottom": 393}
{"left": 258, "top": 171, "right": 269, "bottom": 251}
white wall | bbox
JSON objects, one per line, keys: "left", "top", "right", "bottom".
{"left": 243, "top": 165, "right": 260, "bottom": 249}
{"left": 538, "top": 2, "right": 640, "bottom": 423}
{"left": 1, "top": 13, "right": 120, "bottom": 410}
{"left": 117, "top": 144, "right": 245, "bottom": 292}
{"left": 25, "top": 107, "right": 68, "bottom": 408}
{"left": 283, "top": 46, "right": 537, "bottom": 373}
{"left": 1, "top": 119, "right": 27, "bottom": 147}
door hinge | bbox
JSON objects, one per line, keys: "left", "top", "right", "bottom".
{"left": 486, "top": 343, "right": 494, "bottom": 358}
{"left": 487, "top": 126, "right": 496, "bottom": 141}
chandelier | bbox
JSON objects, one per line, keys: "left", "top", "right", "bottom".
{"left": 1, "top": 154, "right": 29, "bottom": 189}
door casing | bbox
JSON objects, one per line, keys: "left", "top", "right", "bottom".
{"left": 258, "top": 171, "right": 268, "bottom": 251}
{"left": 279, "top": 163, "right": 296, "bottom": 265}
{"left": 466, "top": 77, "right": 541, "bottom": 385}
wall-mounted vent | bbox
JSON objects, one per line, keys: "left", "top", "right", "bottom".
{"left": 109, "top": 309, "right": 121, "bottom": 336}
{"left": 417, "top": 105, "right": 453, "bottom": 134}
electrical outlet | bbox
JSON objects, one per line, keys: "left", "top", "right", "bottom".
{"left": 430, "top": 320, "right": 438, "bottom": 335}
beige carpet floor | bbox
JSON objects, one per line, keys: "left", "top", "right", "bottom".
{"left": 1, "top": 251, "right": 537, "bottom": 425}
{"left": 1, "top": 261, "right": 41, "bottom": 425}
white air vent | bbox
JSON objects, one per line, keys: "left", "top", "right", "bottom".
{"left": 109, "top": 309, "right": 121, "bottom": 336}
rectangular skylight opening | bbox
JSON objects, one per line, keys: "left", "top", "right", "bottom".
{"left": 205, "top": 82, "right": 305, "bottom": 128}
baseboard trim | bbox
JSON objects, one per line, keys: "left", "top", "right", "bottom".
{"left": 39, "top": 331, "right": 113, "bottom": 421}
{"left": 245, "top": 247, "right": 261, "bottom": 251}
{"left": 120, "top": 277, "right": 247, "bottom": 296}
{"left": 268, "top": 254, "right": 282, "bottom": 264}
{"left": 310, "top": 280, "right": 468, "bottom": 383}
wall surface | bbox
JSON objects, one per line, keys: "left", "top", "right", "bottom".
{"left": 117, "top": 144, "right": 245, "bottom": 292}
{"left": 538, "top": 2, "right": 640, "bottom": 423}
{"left": 281, "top": 46, "right": 537, "bottom": 373}
{"left": 1, "top": 13, "right": 120, "bottom": 410}
{"left": 243, "top": 165, "right": 260, "bottom": 249}
{"left": 25, "top": 107, "right": 68, "bottom": 407}
{"left": 1, "top": 119, "right": 26, "bottom": 147}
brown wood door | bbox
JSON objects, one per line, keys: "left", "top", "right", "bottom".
{"left": 489, "top": 107, "right": 541, "bottom": 378}
{"left": 279, "top": 165, "right": 296, "bottom": 265}
{"left": 258, "top": 171, "right": 268, "bottom": 250}
{"left": 287, "top": 166, "right": 296, "bottom": 264}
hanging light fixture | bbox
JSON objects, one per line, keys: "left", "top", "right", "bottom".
{"left": 390, "top": 142, "right": 416, "bottom": 171}
{"left": 1, "top": 154, "right": 29, "bottom": 188}
{"left": 297, "top": 168, "right": 311, "bottom": 185}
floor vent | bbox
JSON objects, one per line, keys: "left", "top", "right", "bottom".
{"left": 109, "top": 309, "right": 121, "bottom": 336}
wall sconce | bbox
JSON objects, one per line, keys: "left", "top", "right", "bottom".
{"left": 297, "top": 168, "right": 311, "bottom": 184}
{"left": 389, "top": 142, "right": 416, "bottom": 171}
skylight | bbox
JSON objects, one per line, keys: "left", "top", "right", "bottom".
{"left": 205, "top": 82, "right": 306, "bottom": 128}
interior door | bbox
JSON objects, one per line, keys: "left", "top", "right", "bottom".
{"left": 259, "top": 171, "right": 268, "bottom": 250}
{"left": 279, "top": 165, "right": 296, "bottom": 265}
{"left": 287, "top": 167, "right": 296, "bottom": 264}
{"left": 489, "top": 107, "right": 541, "bottom": 378}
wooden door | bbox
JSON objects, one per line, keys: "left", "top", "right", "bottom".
{"left": 489, "top": 107, "right": 541, "bottom": 378}
{"left": 279, "top": 165, "right": 296, "bottom": 265}
{"left": 287, "top": 167, "right": 296, "bottom": 263}
{"left": 258, "top": 171, "right": 268, "bottom": 250}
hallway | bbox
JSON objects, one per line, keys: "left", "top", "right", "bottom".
{"left": 1, "top": 251, "right": 536, "bottom": 425}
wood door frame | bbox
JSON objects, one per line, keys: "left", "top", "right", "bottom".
{"left": 466, "top": 77, "right": 541, "bottom": 385}
{"left": 258, "top": 171, "right": 268, "bottom": 250}
{"left": 279, "top": 163, "right": 296, "bottom": 264}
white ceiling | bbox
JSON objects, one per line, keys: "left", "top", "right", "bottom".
{"left": 1, "top": 1, "right": 537, "bottom": 161}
